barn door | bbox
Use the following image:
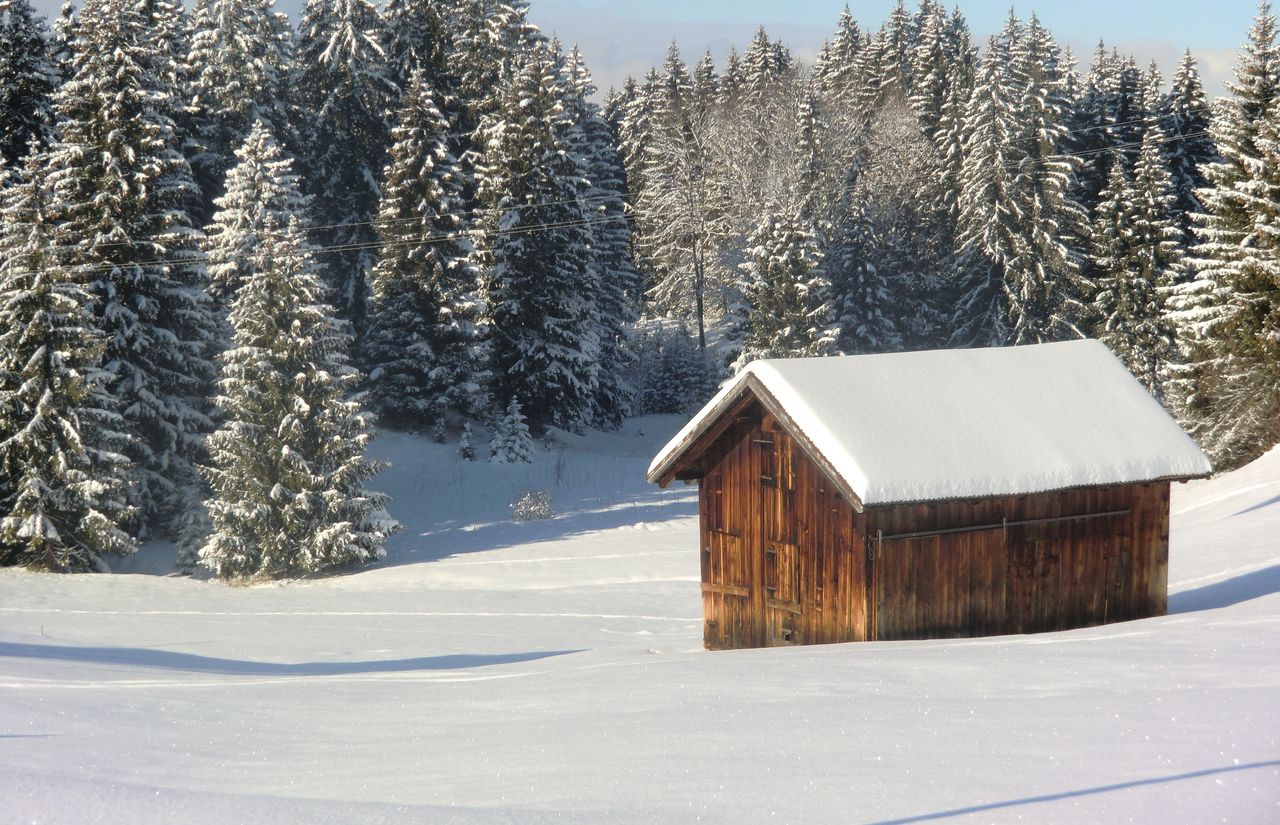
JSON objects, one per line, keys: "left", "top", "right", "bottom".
{"left": 701, "top": 468, "right": 749, "bottom": 649}
{"left": 1005, "top": 525, "right": 1061, "bottom": 634}
{"left": 761, "top": 426, "right": 801, "bottom": 645}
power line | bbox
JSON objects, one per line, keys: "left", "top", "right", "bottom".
{"left": 5, "top": 103, "right": 1216, "bottom": 244}
{"left": 1, "top": 127, "right": 1214, "bottom": 282}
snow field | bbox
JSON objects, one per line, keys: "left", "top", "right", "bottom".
{"left": 1, "top": 418, "right": 1277, "bottom": 824}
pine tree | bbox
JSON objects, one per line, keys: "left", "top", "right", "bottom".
{"left": 204, "top": 121, "right": 311, "bottom": 310}
{"left": 1092, "top": 142, "right": 1181, "bottom": 397}
{"left": 0, "top": 0, "right": 57, "bottom": 169}
{"left": 1165, "top": 50, "right": 1218, "bottom": 236}
{"left": 1175, "top": 2, "right": 1280, "bottom": 466}
{"left": 814, "top": 5, "right": 861, "bottom": 100}
{"left": 458, "top": 422, "right": 475, "bottom": 460}
{"left": 563, "top": 47, "right": 640, "bottom": 430}
{"left": 691, "top": 49, "right": 718, "bottom": 112}
{"left": 293, "top": 0, "right": 397, "bottom": 335}
{"left": 200, "top": 218, "right": 398, "bottom": 580}
{"left": 955, "top": 18, "right": 1088, "bottom": 345}
{"left": 0, "top": 153, "right": 135, "bottom": 572}
{"left": 187, "top": 0, "right": 295, "bottom": 212}
{"left": 47, "top": 0, "right": 219, "bottom": 536}
{"left": 473, "top": 46, "right": 599, "bottom": 433}
{"left": 382, "top": 0, "right": 452, "bottom": 95}
{"left": 49, "top": 0, "right": 75, "bottom": 83}
{"left": 366, "top": 69, "right": 479, "bottom": 429}
{"left": 735, "top": 208, "right": 830, "bottom": 367}
{"left": 953, "top": 37, "right": 1018, "bottom": 346}
{"left": 488, "top": 399, "right": 533, "bottom": 464}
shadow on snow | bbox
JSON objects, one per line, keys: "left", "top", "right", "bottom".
{"left": 867, "top": 760, "right": 1280, "bottom": 824}
{"left": 1170, "top": 564, "right": 1280, "bottom": 613}
{"left": 378, "top": 488, "right": 696, "bottom": 568}
{"left": 0, "top": 641, "right": 581, "bottom": 676}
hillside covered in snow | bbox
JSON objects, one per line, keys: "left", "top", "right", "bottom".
{"left": 1, "top": 418, "right": 1277, "bottom": 824}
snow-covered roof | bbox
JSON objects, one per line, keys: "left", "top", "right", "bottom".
{"left": 648, "top": 340, "right": 1212, "bottom": 506}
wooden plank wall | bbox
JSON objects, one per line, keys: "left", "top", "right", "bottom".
{"left": 695, "top": 399, "right": 1171, "bottom": 649}
{"left": 868, "top": 483, "right": 1170, "bottom": 641}
{"left": 699, "top": 406, "right": 866, "bottom": 650}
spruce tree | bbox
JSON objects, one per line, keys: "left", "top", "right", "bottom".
{"left": 382, "top": 0, "right": 453, "bottom": 95}
{"left": 47, "top": 0, "right": 219, "bottom": 536}
{"left": 1165, "top": 50, "right": 1218, "bottom": 237}
{"left": 49, "top": 0, "right": 75, "bottom": 83}
{"left": 563, "top": 47, "right": 640, "bottom": 430}
{"left": 488, "top": 399, "right": 533, "bottom": 464}
{"left": 204, "top": 121, "right": 311, "bottom": 310}
{"left": 0, "top": 153, "right": 135, "bottom": 572}
{"left": 735, "top": 208, "right": 830, "bottom": 367}
{"left": 814, "top": 5, "right": 861, "bottom": 101}
{"left": 0, "top": 0, "right": 57, "bottom": 169}
{"left": 955, "top": 18, "right": 1088, "bottom": 345}
{"left": 366, "top": 68, "right": 479, "bottom": 429}
{"left": 1092, "top": 142, "right": 1181, "bottom": 397}
{"left": 293, "top": 0, "right": 397, "bottom": 334}
{"left": 458, "top": 422, "right": 475, "bottom": 461}
{"left": 1175, "top": 2, "right": 1280, "bottom": 466}
{"left": 952, "top": 37, "right": 1018, "bottom": 346}
{"left": 691, "top": 49, "right": 718, "bottom": 113}
{"left": 200, "top": 218, "right": 398, "bottom": 580}
{"left": 473, "top": 46, "right": 599, "bottom": 433}
{"left": 187, "top": 0, "right": 295, "bottom": 212}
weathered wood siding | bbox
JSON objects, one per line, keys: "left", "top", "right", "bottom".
{"left": 695, "top": 402, "right": 1171, "bottom": 650}
{"left": 700, "top": 408, "right": 866, "bottom": 650}
{"left": 868, "top": 483, "right": 1170, "bottom": 641}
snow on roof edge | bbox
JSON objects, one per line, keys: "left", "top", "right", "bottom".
{"left": 648, "top": 342, "right": 1213, "bottom": 504}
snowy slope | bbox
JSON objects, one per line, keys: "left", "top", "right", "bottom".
{"left": 1, "top": 422, "right": 1277, "bottom": 824}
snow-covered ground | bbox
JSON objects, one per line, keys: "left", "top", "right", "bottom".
{"left": 2, "top": 417, "right": 1277, "bottom": 824}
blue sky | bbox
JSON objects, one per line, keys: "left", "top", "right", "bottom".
{"left": 31, "top": 0, "right": 1255, "bottom": 96}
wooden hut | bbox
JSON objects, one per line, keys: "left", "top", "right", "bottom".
{"left": 647, "top": 340, "right": 1212, "bottom": 650}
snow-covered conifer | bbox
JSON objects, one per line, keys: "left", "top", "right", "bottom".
{"left": 563, "top": 48, "right": 641, "bottom": 430}
{"left": 366, "top": 69, "right": 479, "bottom": 429}
{"left": 200, "top": 218, "right": 398, "bottom": 580}
{"left": 691, "top": 50, "right": 718, "bottom": 112}
{"left": 0, "top": 0, "right": 57, "bottom": 169}
{"left": 473, "top": 46, "right": 599, "bottom": 432}
{"left": 0, "top": 153, "right": 135, "bottom": 572}
{"left": 1091, "top": 143, "right": 1181, "bottom": 397}
{"left": 1164, "top": 50, "right": 1218, "bottom": 235}
{"left": 488, "top": 399, "right": 533, "bottom": 464}
{"left": 48, "top": 0, "right": 75, "bottom": 82}
{"left": 293, "top": 0, "right": 396, "bottom": 334}
{"left": 187, "top": 0, "right": 295, "bottom": 209}
{"left": 204, "top": 121, "right": 310, "bottom": 310}
{"left": 955, "top": 18, "right": 1088, "bottom": 345}
{"left": 458, "top": 422, "right": 475, "bottom": 461}
{"left": 735, "top": 208, "right": 830, "bottom": 367}
{"left": 814, "top": 5, "right": 861, "bottom": 100}
{"left": 382, "top": 0, "right": 452, "bottom": 96}
{"left": 47, "top": 0, "right": 219, "bottom": 536}
{"left": 1173, "top": 2, "right": 1280, "bottom": 466}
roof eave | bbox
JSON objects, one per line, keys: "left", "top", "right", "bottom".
{"left": 648, "top": 374, "right": 866, "bottom": 514}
